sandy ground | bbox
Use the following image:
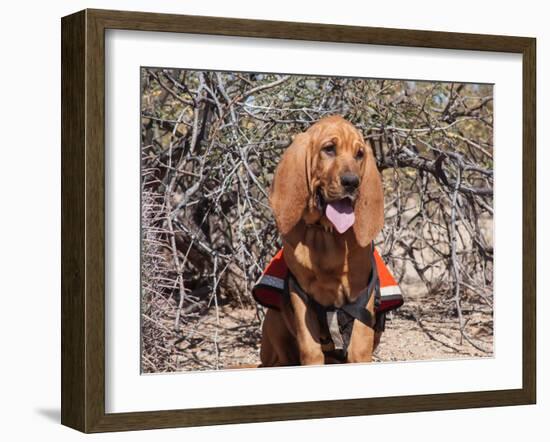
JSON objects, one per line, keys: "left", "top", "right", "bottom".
{"left": 164, "top": 293, "right": 493, "bottom": 371}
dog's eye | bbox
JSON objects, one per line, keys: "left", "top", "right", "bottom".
{"left": 322, "top": 145, "right": 336, "bottom": 156}
{"left": 355, "top": 149, "right": 365, "bottom": 160}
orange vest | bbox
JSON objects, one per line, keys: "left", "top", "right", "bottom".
{"left": 252, "top": 247, "right": 403, "bottom": 314}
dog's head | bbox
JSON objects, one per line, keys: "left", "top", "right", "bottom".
{"left": 269, "top": 115, "right": 383, "bottom": 248}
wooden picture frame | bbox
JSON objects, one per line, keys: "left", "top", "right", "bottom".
{"left": 61, "top": 8, "right": 536, "bottom": 433}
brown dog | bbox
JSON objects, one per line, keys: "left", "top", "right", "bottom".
{"left": 260, "top": 115, "right": 384, "bottom": 367}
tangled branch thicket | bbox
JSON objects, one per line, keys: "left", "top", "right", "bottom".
{"left": 141, "top": 68, "right": 493, "bottom": 372}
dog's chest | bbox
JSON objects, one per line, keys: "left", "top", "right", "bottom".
{"left": 296, "top": 227, "right": 348, "bottom": 272}
{"left": 285, "top": 227, "right": 369, "bottom": 306}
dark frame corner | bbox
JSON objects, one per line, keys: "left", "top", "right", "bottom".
{"left": 61, "top": 8, "right": 536, "bottom": 433}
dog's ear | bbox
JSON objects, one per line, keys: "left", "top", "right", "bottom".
{"left": 269, "top": 133, "right": 311, "bottom": 236}
{"left": 353, "top": 142, "right": 384, "bottom": 248}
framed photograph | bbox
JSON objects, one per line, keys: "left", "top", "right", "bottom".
{"left": 61, "top": 9, "right": 536, "bottom": 433}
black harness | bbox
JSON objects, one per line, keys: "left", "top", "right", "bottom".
{"left": 282, "top": 246, "right": 385, "bottom": 362}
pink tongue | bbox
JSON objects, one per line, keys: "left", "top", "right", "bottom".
{"left": 325, "top": 199, "right": 355, "bottom": 233}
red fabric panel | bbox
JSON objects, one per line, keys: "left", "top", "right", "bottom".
{"left": 253, "top": 287, "right": 283, "bottom": 310}
{"left": 379, "top": 298, "right": 404, "bottom": 313}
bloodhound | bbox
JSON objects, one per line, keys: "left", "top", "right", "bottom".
{"left": 260, "top": 115, "right": 384, "bottom": 367}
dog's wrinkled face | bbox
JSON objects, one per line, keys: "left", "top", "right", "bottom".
{"left": 270, "top": 115, "right": 383, "bottom": 247}
{"left": 308, "top": 118, "right": 367, "bottom": 233}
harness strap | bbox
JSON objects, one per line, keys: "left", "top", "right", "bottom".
{"left": 283, "top": 244, "right": 383, "bottom": 361}
{"left": 341, "top": 251, "right": 379, "bottom": 328}
{"left": 285, "top": 243, "right": 380, "bottom": 329}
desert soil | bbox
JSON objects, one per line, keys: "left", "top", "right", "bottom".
{"left": 169, "top": 291, "right": 493, "bottom": 371}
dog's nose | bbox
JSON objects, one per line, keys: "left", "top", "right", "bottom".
{"left": 340, "top": 173, "right": 360, "bottom": 191}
